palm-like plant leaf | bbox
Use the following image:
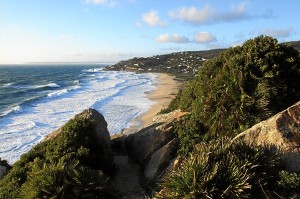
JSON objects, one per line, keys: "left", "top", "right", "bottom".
{"left": 157, "top": 138, "right": 279, "bottom": 198}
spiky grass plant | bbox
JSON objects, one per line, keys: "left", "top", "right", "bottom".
{"left": 157, "top": 138, "right": 279, "bottom": 199}
{"left": 18, "top": 159, "right": 109, "bottom": 199}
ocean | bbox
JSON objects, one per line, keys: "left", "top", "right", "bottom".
{"left": 0, "top": 64, "right": 157, "bottom": 163}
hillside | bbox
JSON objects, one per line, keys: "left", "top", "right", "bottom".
{"left": 104, "top": 40, "right": 299, "bottom": 80}
{"left": 285, "top": 40, "right": 300, "bottom": 51}
{"left": 164, "top": 36, "right": 300, "bottom": 151}
{"left": 104, "top": 49, "right": 225, "bottom": 79}
{"left": 155, "top": 35, "right": 300, "bottom": 198}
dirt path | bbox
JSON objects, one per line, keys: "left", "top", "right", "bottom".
{"left": 108, "top": 140, "right": 146, "bottom": 199}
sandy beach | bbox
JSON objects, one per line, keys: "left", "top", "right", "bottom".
{"left": 123, "top": 73, "right": 180, "bottom": 135}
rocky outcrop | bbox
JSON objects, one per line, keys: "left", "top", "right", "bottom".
{"left": 74, "top": 108, "right": 111, "bottom": 144}
{"left": 0, "top": 166, "right": 6, "bottom": 180}
{"left": 144, "top": 138, "right": 179, "bottom": 182}
{"left": 233, "top": 101, "right": 300, "bottom": 171}
{"left": 152, "top": 109, "right": 187, "bottom": 124}
{"left": 45, "top": 108, "right": 110, "bottom": 142}
{"left": 44, "top": 108, "right": 114, "bottom": 173}
{"left": 126, "top": 110, "right": 187, "bottom": 182}
{"left": 126, "top": 123, "right": 175, "bottom": 165}
{"left": 127, "top": 110, "right": 187, "bottom": 165}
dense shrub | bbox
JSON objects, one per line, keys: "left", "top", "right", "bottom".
{"left": 0, "top": 117, "right": 112, "bottom": 198}
{"left": 157, "top": 138, "right": 280, "bottom": 198}
{"left": 19, "top": 159, "right": 108, "bottom": 199}
{"left": 168, "top": 36, "right": 300, "bottom": 153}
{"left": 277, "top": 171, "right": 300, "bottom": 197}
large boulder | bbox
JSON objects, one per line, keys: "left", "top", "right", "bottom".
{"left": 44, "top": 108, "right": 114, "bottom": 173}
{"left": 126, "top": 123, "right": 174, "bottom": 166}
{"left": 45, "top": 108, "right": 110, "bottom": 142}
{"left": 0, "top": 166, "right": 6, "bottom": 180}
{"left": 144, "top": 138, "right": 179, "bottom": 182}
{"left": 126, "top": 110, "right": 187, "bottom": 165}
{"left": 73, "top": 109, "right": 112, "bottom": 150}
{"left": 233, "top": 101, "right": 300, "bottom": 171}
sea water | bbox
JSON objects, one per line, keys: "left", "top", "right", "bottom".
{"left": 0, "top": 64, "right": 157, "bottom": 163}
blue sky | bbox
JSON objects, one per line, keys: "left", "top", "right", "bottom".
{"left": 0, "top": 0, "right": 299, "bottom": 64}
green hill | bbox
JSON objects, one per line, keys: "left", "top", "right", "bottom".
{"left": 104, "top": 39, "right": 300, "bottom": 80}
{"left": 104, "top": 49, "right": 225, "bottom": 79}
{"left": 285, "top": 40, "right": 300, "bottom": 51}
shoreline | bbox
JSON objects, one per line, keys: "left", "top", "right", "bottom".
{"left": 122, "top": 73, "right": 180, "bottom": 135}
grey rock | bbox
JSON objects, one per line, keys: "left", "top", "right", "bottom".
{"left": 0, "top": 166, "right": 6, "bottom": 180}
{"left": 233, "top": 101, "right": 300, "bottom": 171}
{"left": 44, "top": 108, "right": 114, "bottom": 173}
{"left": 144, "top": 138, "right": 179, "bottom": 182}
{"left": 126, "top": 110, "right": 186, "bottom": 166}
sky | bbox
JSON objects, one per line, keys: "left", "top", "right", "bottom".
{"left": 0, "top": 0, "right": 299, "bottom": 64}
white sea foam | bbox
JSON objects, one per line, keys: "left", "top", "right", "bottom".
{"left": 0, "top": 71, "right": 157, "bottom": 163}
{"left": 0, "top": 105, "right": 22, "bottom": 117}
{"left": 46, "top": 85, "right": 81, "bottom": 98}
{"left": 2, "top": 83, "right": 13, "bottom": 88}
{"left": 83, "top": 68, "right": 103, "bottom": 73}
{"left": 9, "top": 83, "right": 61, "bottom": 90}
{"left": 45, "top": 83, "right": 60, "bottom": 88}
{"left": 47, "top": 89, "right": 69, "bottom": 97}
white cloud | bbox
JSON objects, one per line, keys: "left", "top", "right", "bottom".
{"left": 169, "top": 4, "right": 215, "bottom": 24}
{"left": 256, "top": 28, "right": 294, "bottom": 38}
{"left": 155, "top": 32, "right": 217, "bottom": 44}
{"left": 193, "top": 32, "right": 216, "bottom": 43}
{"left": 155, "top": 33, "right": 189, "bottom": 43}
{"left": 83, "top": 0, "right": 117, "bottom": 6}
{"left": 142, "top": 10, "right": 166, "bottom": 27}
{"left": 84, "top": 0, "right": 106, "bottom": 3}
{"left": 168, "top": 2, "right": 273, "bottom": 25}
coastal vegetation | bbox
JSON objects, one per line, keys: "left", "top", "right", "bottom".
{"left": 157, "top": 138, "right": 279, "bottom": 198}
{"left": 0, "top": 36, "right": 300, "bottom": 198}
{"left": 0, "top": 118, "right": 113, "bottom": 198}
{"left": 158, "top": 36, "right": 300, "bottom": 198}
{"left": 157, "top": 138, "right": 300, "bottom": 198}
{"left": 164, "top": 35, "right": 300, "bottom": 154}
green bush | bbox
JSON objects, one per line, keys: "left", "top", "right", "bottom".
{"left": 0, "top": 117, "right": 113, "bottom": 198}
{"left": 19, "top": 159, "right": 108, "bottom": 199}
{"left": 157, "top": 138, "right": 279, "bottom": 198}
{"left": 276, "top": 171, "right": 300, "bottom": 197}
{"left": 168, "top": 36, "right": 300, "bottom": 153}
{"left": 174, "top": 114, "right": 208, "bottom": 155}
